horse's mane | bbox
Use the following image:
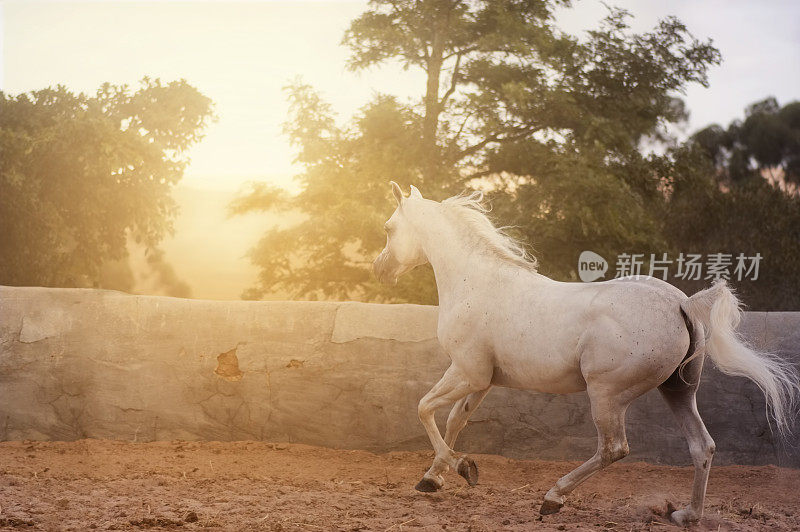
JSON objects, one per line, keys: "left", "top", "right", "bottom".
{"left": 440, "top": 191, "right": 538, "bottom": 272}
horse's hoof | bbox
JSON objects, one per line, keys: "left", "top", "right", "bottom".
{"left": 457, "top": 456, "right": 479, "bottom": 486}
{"left": 539, "top": 499, "right": 564, "bottom": 515}
{"left": 414, "top": 477, "right": 441, "bottom": 493}
{"left": 669, "top": 507, "right": 699, "bottom": 527}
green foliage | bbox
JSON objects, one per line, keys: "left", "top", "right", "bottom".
{"left": 0, "top": 79, "right": 214, "bottom": 288}
{"left": 693, "top": 97, "right": 800, "bottom": 187}
{"left": 489, "top": 146, "right": 669, "bottom": 280}
{"left": 675, "top": 100, "right": 800, "bottom": 310}
{"left": 234, "top": 0, "right": 722, "bottom": 303}
{"left": 235, "top": 83, "right": 439, "bottom": 302}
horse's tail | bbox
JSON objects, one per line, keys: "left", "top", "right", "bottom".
{"left": 680, "top": 280, "right": 800, "bottom": 436}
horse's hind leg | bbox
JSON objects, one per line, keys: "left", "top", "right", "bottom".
{"left": 658, "top": 356, "right": 715, "bottom": 526}
{"left": 541, "top": 389, "right": 631, "bottom": 514}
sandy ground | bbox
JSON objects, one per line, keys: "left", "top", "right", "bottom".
{"left": 0, "top": 440, "right": 798, "bottom": 531}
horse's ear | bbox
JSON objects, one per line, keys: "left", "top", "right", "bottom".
{"left": 409, "top": 185, "right": 423, "bottom": 199}
{"left": 390, "top": 181, "right": 404, "bottom": 205}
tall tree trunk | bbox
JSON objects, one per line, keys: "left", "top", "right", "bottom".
{"left": 422, "top": 16, "right": 446, "bottom": 183}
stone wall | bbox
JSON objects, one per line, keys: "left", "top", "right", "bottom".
{"left": 1, "top": 286, "right": 798, "bottom": 466}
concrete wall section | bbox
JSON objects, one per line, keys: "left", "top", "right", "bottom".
{"left": 1, "top": 286, "right": 798, "bottom": 466}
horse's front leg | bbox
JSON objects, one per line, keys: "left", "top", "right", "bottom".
{"left": 415, "top": 365, "right": 483, "bottom": 492}
{"left": 444, "top": 387, "right": 492, "bottom": 448}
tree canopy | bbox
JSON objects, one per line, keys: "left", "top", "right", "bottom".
{"left": 669, "top": 98, "right": 800, "bottom": 309}
{"left": 693, "top": 97, "right": 800, "bottom": 190}
{"left": 0, "top": 79, "right": 214, "bottom": 289}
{"left": 234, "top": 0, "right": 722, "bottom": 304}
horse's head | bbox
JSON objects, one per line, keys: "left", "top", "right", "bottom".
{"left": 373, "top": 182, "right": 429, "bottom": 284}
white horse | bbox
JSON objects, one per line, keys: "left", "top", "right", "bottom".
{"left": 373, "top": 182, "right": 799, "bottom": 526}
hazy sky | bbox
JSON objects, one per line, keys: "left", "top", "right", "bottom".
{"left": 3, "top": 0, "right": 800, "bottom": 191}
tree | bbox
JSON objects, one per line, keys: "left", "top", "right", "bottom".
{"left": 234, "top": 1, "right": 720, "bottom": 303}
{"left": 669, "top": 98, "right": 800, "bottom": 310}
{"left": 0, "top": 79, "right": 214, "bottom": 289}
{"left": 693, "top": 97, "right": 800, "bottom": 191}
{"left": 230, "top": 87, "right": 437, "bottom": 302}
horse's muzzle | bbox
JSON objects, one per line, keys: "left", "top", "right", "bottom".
{"left": 373, "top": 250, "right": 399, "bottom": 285}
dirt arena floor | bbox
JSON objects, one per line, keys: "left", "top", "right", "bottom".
{"left": 0, "top": 440, "right": 798, "bottom": 531}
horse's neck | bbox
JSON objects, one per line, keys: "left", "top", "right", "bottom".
{"left": 413, "top": 207, "right": 504, "bottom": 307}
